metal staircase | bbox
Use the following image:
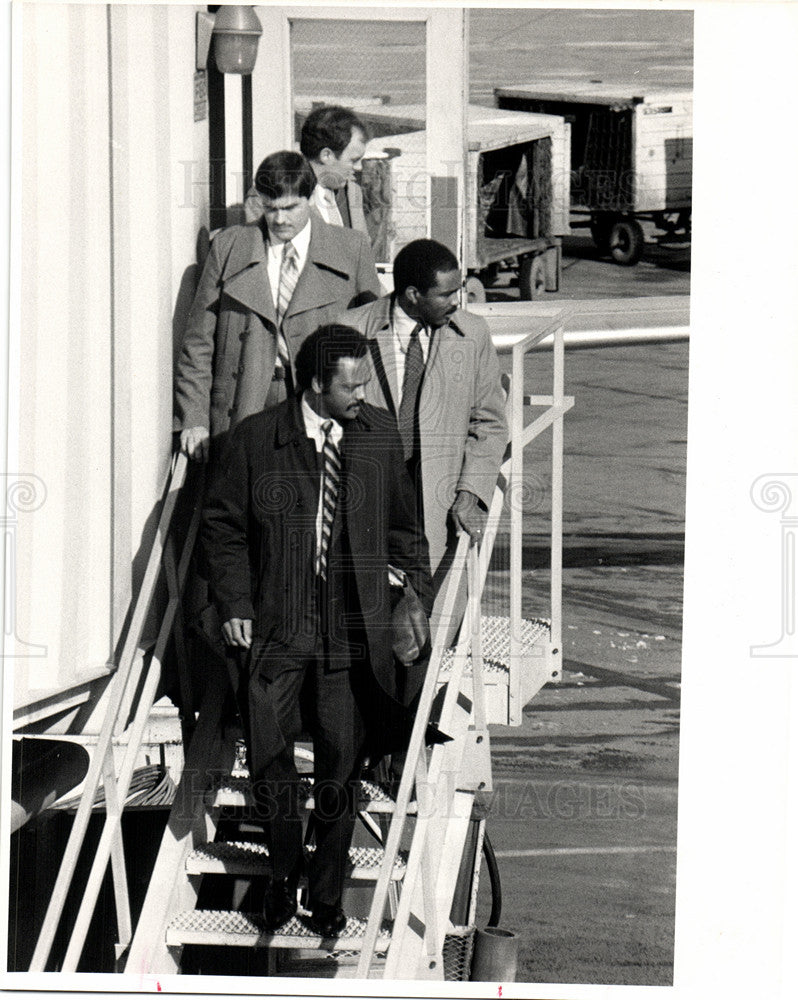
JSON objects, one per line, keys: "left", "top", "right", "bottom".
{"left": 125, "top": 309, "right": 571, "bottom": 980}
{"left": 29, "top": 308, "right": 571, "bottom": 980}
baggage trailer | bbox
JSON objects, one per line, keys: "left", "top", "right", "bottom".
{"left": 358, "top": 104, "right": 571, "bottom": 299}
{"left": 495, "top": 85, "right": 692, "bottom": 265}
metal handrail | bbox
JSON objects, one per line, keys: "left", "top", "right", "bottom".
{"left": 357, "top": 309, "right": 572, "bottom": 976}
{"left": 29, "top": 452, "right": 201, "bottom": 972}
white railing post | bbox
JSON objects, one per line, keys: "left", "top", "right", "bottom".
{"left": 550, "top": 323, "right": 566, "bottom": 679}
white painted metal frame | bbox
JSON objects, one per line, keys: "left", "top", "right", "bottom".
{"left": 251, "top": 5, "right": 468, "bottom": 263}
{"left": 509, "top": 310, "right": 574, "bottom": 718}
{"left": 28, "top": 454, "right": 201, "bottom": 973}
{"left": 357, "top": 313, "right": 572, "bottom": 974}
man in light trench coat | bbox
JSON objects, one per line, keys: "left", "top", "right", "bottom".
{"left": 343, "top": 238, "right": 508, "bottom": 636}
{"left": 174, "top": 150, "right": 380, "bottom": 461}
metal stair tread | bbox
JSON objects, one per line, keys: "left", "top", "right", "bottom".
{"left": 438, "top": 614, "right": 550, "bottom": 677}
{"left": 165, "top": 908, "right": 392, "bottom": 950}
{"left": 187, "top": 840, "right": 407, "bottom": 880}
{"left": 210, "top": 775, "right": 415, "bottom": 814}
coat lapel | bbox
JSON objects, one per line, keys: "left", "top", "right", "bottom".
{"left": 221, "top": 222, "right": 277, "bottom": 325}
{"left": 362, "top": 296, "right": 399, "bottom": 413}
{"left": 424, "top": 313, "right": 466, "bottom": 391}
{"left": 284, "top": 217, "right": 350, "bottom": 325}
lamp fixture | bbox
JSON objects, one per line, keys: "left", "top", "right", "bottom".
{"left": 196, "top": 6, "right": 263, "bottom": 75}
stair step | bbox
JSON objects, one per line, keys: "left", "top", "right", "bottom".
{"left": 166, "top": 908, "right": 391, "bottom": 951}
{"left": 187, "top": 841, "right": 407, "bottom": 881}
{"left": 209, "top": 776, "right": 414, "bottom": 814}
{"left": 438, "top": 614, "right": 550, "bottom": 678}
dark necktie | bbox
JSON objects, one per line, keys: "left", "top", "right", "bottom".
{"left": 398, "top": 323, "right": 425, "bottom": 461}
{"left": 317, "top": 420, "right": 341, "bottom": 581}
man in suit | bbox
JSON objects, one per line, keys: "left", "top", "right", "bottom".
{"left": 343, "top": 239, "right": 508, "bottom": 632}
{"left": 175, "top": 150, "right": 380, "bottom": 461}
{"left": 244, "top": 105, "right": 370, "bottom": 237}
{"left": 202, "top": 324, "right": 433, "bottom": 937}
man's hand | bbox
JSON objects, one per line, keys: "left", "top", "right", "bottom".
{"left": 222, "top": 618, "right": 253, "bottom": 649}
{"left": 180, "top": 426, "right": 210, "bottom": 463}
{"left": 451, "top": 489, "right": 487, "bottom": 546}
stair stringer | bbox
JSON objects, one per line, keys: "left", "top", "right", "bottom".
{"left": 382, "top": 638, "right": 490, "bottom": 979}
{"left": 124, "top": 664, "right": 230, "bottom": 975}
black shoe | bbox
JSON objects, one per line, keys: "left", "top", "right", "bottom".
{"left": 305, "top": 902, "right": 346, "bottom": 938}
{"left": 262, "top": 877, "right": 298, "bottom": 931}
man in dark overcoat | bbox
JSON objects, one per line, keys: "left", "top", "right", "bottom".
{"left": 201, "top": 324, "right": 432, "bottom": 938}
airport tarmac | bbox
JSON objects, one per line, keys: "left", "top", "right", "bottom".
{"left": 474, "top": 237, "right": 688, "bottom": 985}
{"left": 478, "top": 564, "right": 680, "bottom": 985}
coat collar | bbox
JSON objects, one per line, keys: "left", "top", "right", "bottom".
{"left": 274, "top": 395, "right": 375, "bottom": 449}
{"left": 364, "top": 294, "right": 468, "bottom": 339}
{"left": 275, "top": 396, "right": 309, "bottom": 448}
{"left": 220, "top": 216, "right": 358, "bottom": 324}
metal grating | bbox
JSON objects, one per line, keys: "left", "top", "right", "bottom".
{"left": 443, "top": 925, "right": 476, "bottom": 981}
{"left": 210, "top": 775, "right": 411, "bottom": 814}
{"left": 187, "top": 841, "right": 407, "bottom": 880}
{"left": 439, "top": 614, "right": 550, "bottom": 676}
{"left": 166, "top": 908, "right": 392, "bottom": 950}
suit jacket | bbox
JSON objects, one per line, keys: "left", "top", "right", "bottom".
{"left": 244, "top": 180, "right": 369, "bottom": 237}
{"left": 343, "top": 295, "right": 508, "bottom": 578}
{"left": 201, "top": 399, "right": 433, "bottom": 701}
{"left": 174, "top": 216, "right": 380, "bottom": 444}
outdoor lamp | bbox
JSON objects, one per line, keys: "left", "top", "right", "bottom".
{"left": 196, "top": 6, "right": 263, "bottom": 75}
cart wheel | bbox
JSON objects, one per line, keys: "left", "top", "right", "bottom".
{"left": 518, "top": 255, "right": 546, "bottom": 300}
{"left": 609, "top": 219, "right": 645, "bottom": 265}
{"left": 589, "top": 216, "right": 613, "bottom": 253}
{"left": 465, "top": 275, "right": 486, "bottom": 304}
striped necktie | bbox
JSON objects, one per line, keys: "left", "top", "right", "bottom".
{"left": 274, "top": 239, "right": 299, "bottom": 369}
{"left": 398, "top": 323, "right": 425, "bottom": 461}
{"left": 317, "top": 420, "right": 341, "bottom": 581}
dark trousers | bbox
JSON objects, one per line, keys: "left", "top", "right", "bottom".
{"left": 246, "top": 646, "right": 364, "bottom": 909}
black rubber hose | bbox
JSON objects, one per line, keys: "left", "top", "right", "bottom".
{"left": 483, "top": 828, "right": 502, "bottom": 927}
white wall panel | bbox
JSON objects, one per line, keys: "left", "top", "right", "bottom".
{"left": 17, "top": 2, "right": 112, "bottom": 699}
{"left": 14, "top": 4, "right": 208, "bottom": 714}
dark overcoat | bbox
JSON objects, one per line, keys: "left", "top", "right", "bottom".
{"left": 201, "top": 399, "right": 433, "bottom": 702}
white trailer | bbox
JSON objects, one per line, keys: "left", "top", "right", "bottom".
{"left": 495, "top": 85, "right": 692, "bottom": 265}
{"left": 359, "top": 103, "right": 570, "bottom": 299}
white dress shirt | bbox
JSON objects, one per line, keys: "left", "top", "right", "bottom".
{"left": 266, "top": 217, "right": 311, "bottom": 363}
{"left": 301, "top": 393, "right": 344, "bottom": 559}
{"left": 392, "top": 301, "right": 430, "bottom": 407}
{"left": 266, "top": 216, "right": 312, "bottom": 308}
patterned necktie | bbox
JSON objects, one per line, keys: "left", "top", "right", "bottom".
{"left": 398, "top": 323, "right": 425, "bottom": 461}
{"left": 276, "top": 241, "right": 298, "bottom": 366}
{"left": 317, "top": 420, "right": 341, "bottom": 581}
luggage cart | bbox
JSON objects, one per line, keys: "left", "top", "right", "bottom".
{"left": 358, "top": 104, "right": 571, "bottom": 299}
{"left": 495, "top": 85, "right": 692, "bottom": 265}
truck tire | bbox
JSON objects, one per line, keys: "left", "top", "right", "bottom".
{"left": 609, "top": 218, "right": 645, "bottom": 265}
{"left": 518, "top": 255, "right": 546, "bottom": 299}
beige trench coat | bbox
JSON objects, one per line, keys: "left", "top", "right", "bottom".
{"left": 343, "top": 295, "right": 508, "bottom": 586}
{"left": 174, "top": 217, "right": 380, "bottom": 444}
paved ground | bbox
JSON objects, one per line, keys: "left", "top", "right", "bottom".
{"left": 470, "top": 239, "right": 687, "bottom": 987}
{"left": 475, "top": 560, "right": 681, "bottom": 986}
